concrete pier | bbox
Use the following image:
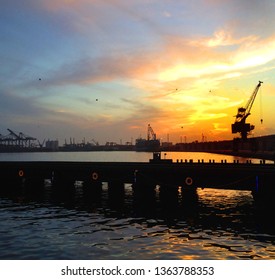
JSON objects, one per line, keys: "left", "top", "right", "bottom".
{"left": 0, "top": 157, "right": 274, "bottom": 205}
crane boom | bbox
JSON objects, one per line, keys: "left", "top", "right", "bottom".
{"left": 231, "top": 81, "right": 263, "bottom": 140}
{"left": 245, "top": 81, "right": 262, "bottom": 117}
{"left": 7, "top": 128, "right": 19, "bottom": 138}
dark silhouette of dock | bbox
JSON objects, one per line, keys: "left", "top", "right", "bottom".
{"left": 1, "top": 152, "right": 274, "bottom": 207}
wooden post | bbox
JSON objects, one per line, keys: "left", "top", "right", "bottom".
{"left": 107, "top": 180, "right": 125, "bottom": 209}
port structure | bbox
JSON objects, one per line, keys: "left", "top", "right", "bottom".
{"left": 0, "top": 128, "right": 37, "bottom": 149}
{"left": 232, "top": 81, "right": 263, "bottom": 140}
{"left": 1, "top": 153, "right": 274, "bottom": 205}
{"left": 136, "top": 124, "right": 160, "bottom": 151}
{"left": 147, "top": 124, "right": 157, "bottom": 140}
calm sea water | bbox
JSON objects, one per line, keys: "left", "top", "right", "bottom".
{"left": 0, "top": 151, "right": 274, "bottom": 260}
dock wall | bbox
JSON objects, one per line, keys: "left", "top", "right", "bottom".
{"left": 0, "top": 160, "right": 274, "bottom": 205}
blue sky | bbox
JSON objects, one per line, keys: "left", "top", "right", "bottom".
{"left": 1, "top": 0, "right": 275, "bottom": 145}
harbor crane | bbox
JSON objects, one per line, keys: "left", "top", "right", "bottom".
{"left": 147, "top": 124, "right": 157, "bottom": 140}
{"left": 0, "top": 129, "right": 37, "bottom": 148}
{"left": 231, "top": 81, "right": 263, "bottom": 140}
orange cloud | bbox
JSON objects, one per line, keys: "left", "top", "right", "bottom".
{"left": 155, "top": 32, "right": 275, "bottom": 84}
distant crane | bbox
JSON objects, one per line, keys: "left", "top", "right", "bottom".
{"left": 135, "top": 124, "right": 160, "bottom": 151}
{"left": 91, "top": 139, "right": 99, "bottom": 146}
{"left": 147, "top": 124, "right": 157, "bottom": 141}
{"left": 3, "top": 128, "right": 37, "bottom": 147}
{"left": 38, "top": 139, "right": 46, "bottom": 148}
{"left": 231, "top": 81, "right": 263, "bottom": 140}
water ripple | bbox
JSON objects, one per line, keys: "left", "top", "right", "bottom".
{"left": 1, "top": 187, "right": 275, "bottom": 259}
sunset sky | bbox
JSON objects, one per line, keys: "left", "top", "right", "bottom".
{"left": 1, "top": 0, "right": 275, "bottom": 145}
